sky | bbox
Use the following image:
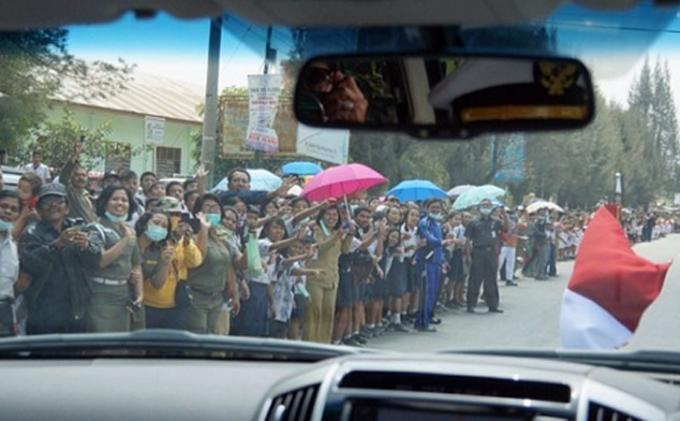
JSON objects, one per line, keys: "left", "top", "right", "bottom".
{"left": 64, "top": 5, "right": 680, "bottom": 109}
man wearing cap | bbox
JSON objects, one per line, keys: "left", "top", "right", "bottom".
{"left": 60, "top": 144, "right": 97, "bottom": 223}
{"left": 102, "top": 171, "right": 120, "bottom": 190}
{"left": 19, "top": 183, "right": 95, "bottom": 334}
{"left": 465, "top": 199, "right": 509, "bottom": 314}
{"left": 0, "top": 190, "right": 21, "bottom": 336}
{"left": 217, "top": 167, "right": 296, "bottom": 207}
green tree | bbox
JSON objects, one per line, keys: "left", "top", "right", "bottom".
{"left": 21, "top": 109, "right": 146, "bottom": 175}
{"left": 0, "top": 29, "right": 133, "bottom": 152}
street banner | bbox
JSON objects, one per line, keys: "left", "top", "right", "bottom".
{"left": 296, "top": 123, "right": 350, "bottom": 165}
{"left": 246, "top": 74, "right": 282, "bottom": 152}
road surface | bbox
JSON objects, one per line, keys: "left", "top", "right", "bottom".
{"left": 369, "top": 234, "right": 680, "bottom": 352}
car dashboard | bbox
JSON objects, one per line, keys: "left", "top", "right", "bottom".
{"left": 2, "top": 352, "right": 680, "bottom": 421}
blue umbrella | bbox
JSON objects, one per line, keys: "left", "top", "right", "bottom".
{"left": 282, "top": 161, "right": 322, "bottom": 176}
{"left": 387, "top": 179, "right": 447, "bottom": 202}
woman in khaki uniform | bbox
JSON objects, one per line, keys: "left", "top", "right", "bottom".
{"left": 303, "top": 205, "right": 353, "bottom": 343}
{"left": 81, "top": 186, "right": 143, "bottom": 333}
{"left": 184, "top": 194, "right": 239, "bottom": 334}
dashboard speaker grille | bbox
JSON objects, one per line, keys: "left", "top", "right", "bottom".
{"left": 265, "top": 384, "right": 320, "bottom": 421}
{"left": 338, "top": 371, "right": 571, "bottom": 403}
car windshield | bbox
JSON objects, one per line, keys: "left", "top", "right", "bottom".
{"left": 1, "top": 0, "right": 679, "bottom": 354}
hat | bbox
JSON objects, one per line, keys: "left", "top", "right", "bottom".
{"left": 155, "top": 196, "right": 182, "bottom": 212}
{"left": 103, "top": 170, "right": 119, "bottom": 180}
{"left": 37, "top": 183, "right": 67, "bottom": 202}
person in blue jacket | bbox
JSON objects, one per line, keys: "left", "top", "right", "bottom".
{"left": 415, "top": 199, "right": 452, "bottom": 332}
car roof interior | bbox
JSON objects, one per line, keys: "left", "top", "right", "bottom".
{"left": 0, "top": 0, "right": 647, "bottom": 30}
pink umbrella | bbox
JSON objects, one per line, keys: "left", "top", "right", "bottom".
{"left": 302, "top": 163, "right": 387, "bottom": 201}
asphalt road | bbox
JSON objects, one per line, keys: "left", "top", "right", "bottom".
{"left": 368, "top": 234, "right": 680, "bottom": 353}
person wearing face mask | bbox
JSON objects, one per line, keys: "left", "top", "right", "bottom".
{"left": 0, "top": 190, "right": 21, "bottom": 336}
{"left": 184, "top": 194, "right": 239, "bottom": 334}
{"left": 415, "top": 199, "right": 453, "bottom": 332}
{"left": 136, "top": 209, "right": 204, "bottom": 330}
{"left": 465, "top": 199, "right": 509, "bottom": 314}
{"left": 78, "top": 185, "right": 144, "bottom": 332}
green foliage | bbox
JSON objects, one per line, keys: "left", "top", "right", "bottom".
{"left": 0, "top": 29, "right": 134, "bottom": 152}
{"left": 18, "top": 109, "right": 147, "bottom": 173}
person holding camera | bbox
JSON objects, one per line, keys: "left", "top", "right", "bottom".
{"left": 136, "top": 206, "right": 204, "bottom": 330}
{"left": 465, "top": 199, "right": 509, "bottom": 314}
{"left": 19, "top": 183, "right": 94, "bottom": 334}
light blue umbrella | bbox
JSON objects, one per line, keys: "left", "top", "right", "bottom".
{"left": 211, "top": 169, "right": 282, "bottom": 192}
{"left": 452, "top": 184, "right": 506, "bottom": 210}
{"left": 282, "top": 161, "right": 322, "bottom": 176}
{"left": 387, "top": 179, "right": 447, "bottom": 202}
{"left": 447, "top": 184, "right": 475, "bottom": 198}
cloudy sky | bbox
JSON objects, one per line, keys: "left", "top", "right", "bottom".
{"left": 65, "top": 3, "right": 680, "bottom": 108}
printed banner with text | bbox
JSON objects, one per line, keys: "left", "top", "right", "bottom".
{"left": 296, "top": 123, "right": 350, "bottom": 165}
{"left": 246, "top": 74, "right": 282, "bottom": 152}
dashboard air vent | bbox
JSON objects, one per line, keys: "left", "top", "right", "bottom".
{"left": 587, "top": 401, "right": 641, "bottom": 421}
{"left": 265, "top": 384, "right": 320, "bottom": 421}
{"left": 338, "top": 371, "right": 571, "bottom": 403}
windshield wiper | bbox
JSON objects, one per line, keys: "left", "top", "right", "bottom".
{"left": 0, "top": 329, "right": 375, "bottom": 362}
{"left": 442, "top": 348, "right": 680, "bottom": 374}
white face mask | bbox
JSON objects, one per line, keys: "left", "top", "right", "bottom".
{"left": 429, "top": 212, "right": 442, "bottom": 221}
{"left": 480, "top": 207, "right": 493, "bottom": 216}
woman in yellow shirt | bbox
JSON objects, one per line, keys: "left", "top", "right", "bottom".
{"left": 135, "top": 209, "right": 203, "bottom": 329}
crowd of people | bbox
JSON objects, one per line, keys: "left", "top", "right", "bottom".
{"left": 0, "top": 144, "right": 674, "bottom": 345}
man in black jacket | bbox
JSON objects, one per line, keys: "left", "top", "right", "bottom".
{"left": 19, "top": 183, "right": 98, "bottom": 334}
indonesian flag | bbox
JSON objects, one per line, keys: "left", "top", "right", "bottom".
{"left": 559, "top": 206, "right": 671, "bottom": 349}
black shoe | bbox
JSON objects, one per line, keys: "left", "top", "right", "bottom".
{"left": 430, "top": 317, "right": 442, "bottom": 325}
{"left": 506, "top": 281, "right": 518, "bottom": 287}
{"left": 535, "top": 276, "right": 548, "bottom": 281}
{"left": 466, "top": 308, "right": 475, "bottom": 313}
{"left": 416, "top": 326, "right": 437, "bottom": 332}
{"left": 513, "top": 275, "right": 519, "bottom": 280}
{"left": 343, "top": 337, "right": 365, "bottom": 347}
{"left": 489, "top": 308, "right": 504, "bottom": 313}
{"left": 392, "top": 323, "right": 410, "bottom": 333}
{"left": 353, "top": 334, "right": 368, "bottom": 345}
{"left": 356, "top": 332, "right": 370, "bottom": 341}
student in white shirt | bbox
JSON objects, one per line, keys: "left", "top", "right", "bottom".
{"left": 23, "top": 151, "right": 51, "bottom": 182}
{"left": 0, "top": 190, "right": 21, "bottom": 337}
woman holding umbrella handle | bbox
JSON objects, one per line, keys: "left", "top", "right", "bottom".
{"left": 302, "top": 204, "right": 353, "bottom": 344}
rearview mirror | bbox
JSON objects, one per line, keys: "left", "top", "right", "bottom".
{"left": 294, "top": 53, "right": 594, "bottom": 138}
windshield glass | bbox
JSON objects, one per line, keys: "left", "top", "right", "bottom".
{"left": 1, "top": 0, "right": 679, "bottom": 353}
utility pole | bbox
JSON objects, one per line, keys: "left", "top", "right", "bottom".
{"left": 264, "top": 25, "right": 273, "bottom": 74}
{"left": 200, "top": 17, "right": 222, "bottom": 188}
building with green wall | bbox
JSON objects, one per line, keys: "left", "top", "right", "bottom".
{"left": 49, "top": 72, "right": 203, "bottom": 177}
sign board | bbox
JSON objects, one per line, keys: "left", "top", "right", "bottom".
{"left": 494, "top": 134, "right": 525, "bottom": 185}
{"left": 144, "top": 116, "right": 166, "bottom": 143}
{"left": 296, "top": 123, "right": 350, "bottom": 165}
{"left": 246, "top": 74, "right": 282, "bottom": 152}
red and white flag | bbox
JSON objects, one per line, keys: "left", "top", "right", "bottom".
{"left": 559, "top": 206, "right": 671, "bottom": 349}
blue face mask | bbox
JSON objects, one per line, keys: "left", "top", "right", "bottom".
{"left": 205, "top": 213, "right": 222, "bottom": 227}
{"left": 429, "top": 212, "right": 442, "bottom": 221}
{"left": 145, "top": 224, "right": 168, "bottom": 242}
{"left": 105, "top": 211, "right": 127, "bottom": 224}
{"left": 0, "top": 219, "right": 13, "bottom": 232}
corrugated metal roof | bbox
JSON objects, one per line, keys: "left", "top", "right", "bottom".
{"left": 52, "top": 72, "right": 204, "bottom": 123}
